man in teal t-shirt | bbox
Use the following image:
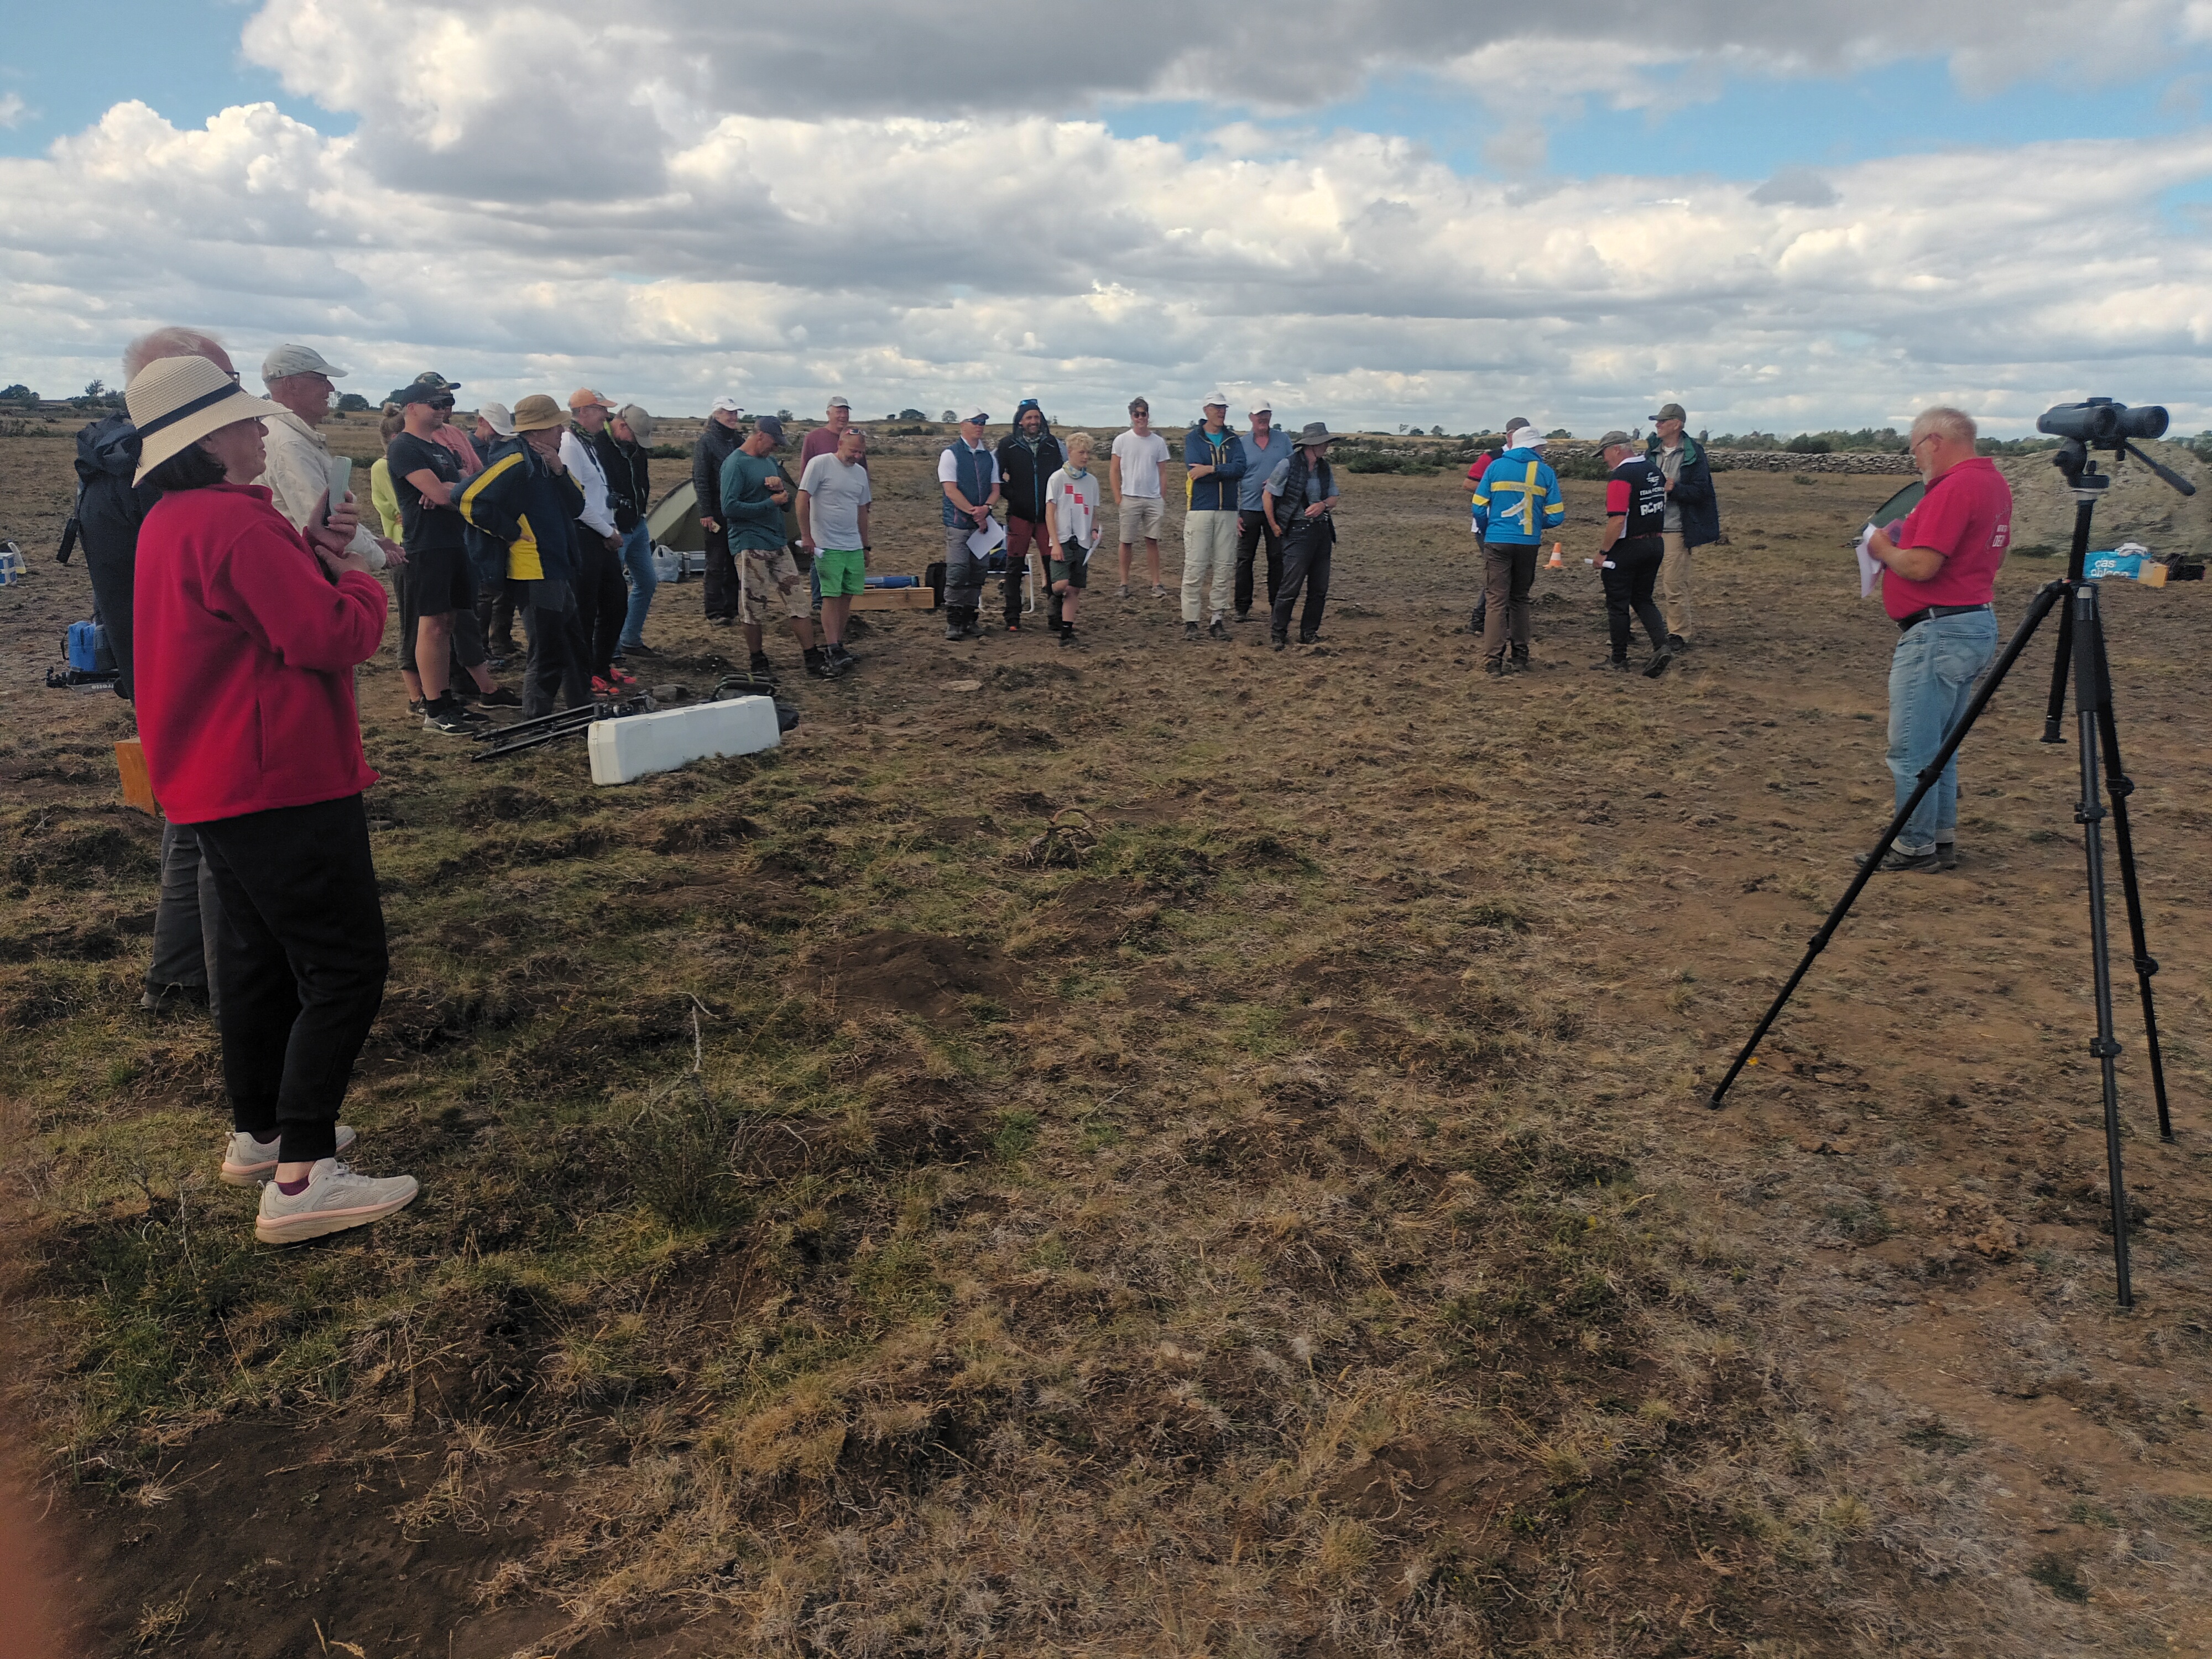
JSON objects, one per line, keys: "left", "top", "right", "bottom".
{"left": 718, "top": 415, "right": 835, "bottom": 679}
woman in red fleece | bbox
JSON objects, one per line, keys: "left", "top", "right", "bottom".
{"left": 127, "top": 354, "right": 419, "bottom": 1244}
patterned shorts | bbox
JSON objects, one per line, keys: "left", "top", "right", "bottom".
{"left": 738, "top": 546, "right": 810, "bottom": 623}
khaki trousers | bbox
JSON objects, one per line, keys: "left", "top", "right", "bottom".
{"left": 1180, "top": 509, "right": 1238, "bottom": 622}
{"left": 1658, "top": 531, "right": 1694, "bottom": 641}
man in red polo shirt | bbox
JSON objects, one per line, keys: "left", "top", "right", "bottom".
{"left": 1863, "top": 406, "right": 2012, "bottom": 872}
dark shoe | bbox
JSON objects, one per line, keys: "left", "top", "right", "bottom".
{"left": 749, "top": 651, "right": 777, "bottom": 677}
{"left": 1057, "top": 627, "right": 1076, "bottom": 648}
{"left": 1209, "top": 618, "right": 1229, "bottom": 640}
{"left": 1642, "top": 648, "right": 1674, "bottom": 679}
{"left": 804, "top": 647, "right": 842, "bottom": 680}
{"left": 489, "top": 638, "right": 520, "bottom": 658}
{"left": 625, "top": 641, "right": 661, "bottom": 659}
{"left": 139, "top": 982, "right": 209, "bottom": 1013}
{"left": 1590, "top": 656, "right": 1633, "bottom": 672}
{"left": 1936, "top": 841, "right": 1959, "bottom": 870}
{"left": 945, "top": 612, "right": 964, "bottom": 640}
{"left": 1006, "top": 618, "right": 1021, "bottom": 633}
{"left": 1234, "top": 610, "right": 1250, "bottom": 623}
{"left": 1855, "top": 846, "right": 1947, "bottom": 874}
{"left": 422, "top": 696, "right": 477, "bottom": 735}
{"left": 1298, "top": 632, "right": 1319, "bottom": 645}
{"left": 828, "top": 644, "right": 858, "bottom": 670}
{"left": 1271, "top": 632, "right": 1288, "bottom": 651}
{"left": 485, "top": 656, "right": 509, "bottom": 671}
{"left": 1184, "top": 621, "right": 1201, "bottom": 641}
{"left": 1667, "top": 634, "right": 1690, "bottom": 653}
{"left": 406, "top": 697, "right": 425, "bottom": 718}
{"left": 709, "top": 614, "right": 737, "bottom": 628}
{"left": 1484, "top": 658, "right": 1505, "bottom": 676}
{"left": 473, "top": 686, "right": 524, "bottom": 708}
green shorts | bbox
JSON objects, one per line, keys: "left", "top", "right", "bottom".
{"left": 815, "top": 547, "right": 865, "bottom": 597}
{"left": 1047, "top": 540, "right": 1090, "bottom": 590}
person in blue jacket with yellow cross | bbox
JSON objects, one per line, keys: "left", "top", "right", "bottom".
{"left": 1473, "top": 427, "right": 1566, "bottom": 675}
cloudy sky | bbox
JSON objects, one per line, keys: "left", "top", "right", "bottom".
{"left": 4, "top": 0, "right": 2212, "bottom": 435}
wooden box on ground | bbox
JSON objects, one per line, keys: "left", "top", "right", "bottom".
{"left": 851, "top": 586, "right": 935, "bottom": 612}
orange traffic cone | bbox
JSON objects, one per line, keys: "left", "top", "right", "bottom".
{"left": 1547, "top": 541, "right": 1564, "bottom": 570}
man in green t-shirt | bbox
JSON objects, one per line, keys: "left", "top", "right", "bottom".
{"left": 718, "top": 415, "right": 837, "bottom": 680}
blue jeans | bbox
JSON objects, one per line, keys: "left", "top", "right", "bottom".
{"left": 1886, "top": 608, "right": 1997, "bottom": 853}
{"left": 618, "top": 521, "right": 657, "bottom": 648}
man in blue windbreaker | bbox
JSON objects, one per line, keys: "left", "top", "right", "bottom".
{"left": 1473, "top": 427, "right": 1566, "bottom": 675}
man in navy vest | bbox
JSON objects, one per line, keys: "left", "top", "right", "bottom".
{"left": 938, "top": 406, "right": 1000, "bottom": 640}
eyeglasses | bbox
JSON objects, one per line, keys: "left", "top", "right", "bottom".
{"left": 1909, "top": 432, "right": 1938, "bottom": 451}
{"left": 433, "top": 398, "right": 455, "bottom": 410}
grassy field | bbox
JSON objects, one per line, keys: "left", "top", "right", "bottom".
{"left": 4, "top": 427, "right": 2212, "bottom": 1657}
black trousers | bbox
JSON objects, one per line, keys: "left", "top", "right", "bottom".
{"left": 574, "top": 534, "right": 625, "bottom": 680}
{"left": 1601, "top": 546, "right": 1667, "bottom": 659}
{"left": 702, "top": 524, "right": 738, "bottom": 621}
{"left": 523, "top": 577, "right": 589, "bottom": 716}
{"left": 194, "top": 795, "right": 388, "bottom": 1165}
{"left": 477, "top": 572, "right": 520, "bottom": 656}
{"left": 1235, "top": 509, "right": 1281, "bottom": 614}
{"left": 1480, "top": 544, "right": 1539, "bottom": 662}
{"left": 1271, "top": 526, "right": 1332, "bottom": 640}
{"left": 80, "top": 534, "right": 138, "bottom": 702}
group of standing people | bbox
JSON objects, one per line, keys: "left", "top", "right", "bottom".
{"left": 927, "top": 393, "right": 1347, "bottom": 650}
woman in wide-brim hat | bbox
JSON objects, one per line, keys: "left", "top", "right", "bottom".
{"left": 127, "top": 352, "right": 420, "bottom": 1245}
{"left": 1264, "top": 422, "right": 1344, "bottom": 649}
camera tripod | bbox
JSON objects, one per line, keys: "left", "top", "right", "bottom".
{"left": 1709, "top": 434, "right": 2192, "bottom": 1307}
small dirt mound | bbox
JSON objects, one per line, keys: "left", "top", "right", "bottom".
{"left": 813, "top": 931, "right": 1022, "bottom": 1022}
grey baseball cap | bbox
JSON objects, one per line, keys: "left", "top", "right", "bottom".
{"left": 262, "top": 343, "right": 349, "bottom": 381}
{"left": 1597, "top": 429, "right": 1637, "bottom": 448}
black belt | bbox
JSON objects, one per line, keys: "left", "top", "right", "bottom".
{"left": 1896, "top": 602, "right": 1991, "bottom": 634}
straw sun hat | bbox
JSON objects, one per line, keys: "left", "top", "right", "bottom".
{"left": 124, "top": 356, "right": 285, "bottom": 484}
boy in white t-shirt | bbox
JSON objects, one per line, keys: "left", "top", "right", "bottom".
{"left": 1109, "top": 397, "right": 1172, "bottom": 599}
{"left": 1044, "top": 432, "right": 1104, "bottom": 647}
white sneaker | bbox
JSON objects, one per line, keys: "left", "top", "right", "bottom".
{"left": 221, "top": 1125, "right": 356, "bottom": 1186}
{"left": 255, "top": 1158, "right": 419, "bottom": 1244}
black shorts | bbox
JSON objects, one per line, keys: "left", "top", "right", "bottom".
{"left": 405, "top": 539, "right": 474, "bottom": 618}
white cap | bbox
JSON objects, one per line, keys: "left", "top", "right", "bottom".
{"left": 477, "top": 400, "right": 516, "bottom": 439}
{"left": 262, "top": 343, "right": 349, "bottom": 381}
{"left": 1202, "top": 391, "right": 1229, "bottom": 408}
{"left": 826, "top": 395, "right": 851, "bottom": 411}
{"left": 1248, "top": 397, "right": 1274, "bottom": 415}
{"left": 960, "top": 404, "right": 989, "bottom": 423}
{"left": 711, "top": 395, "right": 746, "bottom": 415}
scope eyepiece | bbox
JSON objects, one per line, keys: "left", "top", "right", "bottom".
{"left": 2038, "top": 398, "right": 2168, "bottom": 445}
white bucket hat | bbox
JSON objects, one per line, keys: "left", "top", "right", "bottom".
{"left": 124, "top": 356, "right": 284, "bottom": 484}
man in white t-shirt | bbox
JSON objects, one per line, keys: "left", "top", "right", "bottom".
{"left": 1110, "top": 397, "right": 1172, "bottom": 599}
{"left": 798, "top": 425, "right": 873, "bottom": 672}
{"left": 937, "top": 405, "right": 1000, "bottom": 640}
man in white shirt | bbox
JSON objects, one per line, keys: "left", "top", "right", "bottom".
{"left": 256, "top": 344, "right": 397, "bottom": 571}
{"left": 561, "top": 389, "right": 632, "bottom": 691}
{"left": 937, "top": 405, "right": 1000, "bottom": 640}
{"left": 798, "top": 425, "right": 873, "bottom": 672}
{"left": 1110, "top": 397, "right": 1172, "bottom": 599}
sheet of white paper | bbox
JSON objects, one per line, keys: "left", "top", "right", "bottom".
{"left": 966, "top": 519, "right": 1007, "bottom": 559}
{"left": 1855, "top": 524, "right": 1883, "bottom": 599}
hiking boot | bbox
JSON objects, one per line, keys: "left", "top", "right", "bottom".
{"left": 1667, "top": 634, "right": 1690, "bottom": 653}
{"left": 1936, "top": 841, "right": 1959, "bottom": 870}
{"left": 1590, "top": 656, "right": 1634, "bottom": 672}
{"left": 1271, "top": 632, "right": 1288, "bottom": 651}
{"left": 1642, "top": 647, "right": 1675, "bottom": 679}
{"left": 828, "top": 644, "right": 859, "bottom": 670}
{"left": 1184, "top": 620, "right": 1201, "bottom": 641}
{"left": 255, "top": 1157, "right": 419, "bottom": 1244}
{"left": 749, "top": 651, "right": 778, "bottom": 678}
{"left": 422, "top": 696, "right": 478, "bottom": 735}
{"left": 473, "top": 686, "right": 523, "bottom": 708}
{"left": 1208, "top": 617, "right": 1229, "bottom": 640}
{"left": 222, "top": 1125, "right": 355, "bottom": 1187}
{"left": 1855, "top": 846, "right": 1948, "bottom": 874}
{"left": 804, "top": 646, "right": 842, "bottom": 679}
{"left": 1298, "top": 632, "right": 1321, "bottom": 644}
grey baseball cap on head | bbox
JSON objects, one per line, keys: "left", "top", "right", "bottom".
{"left": 827, "top": 395, "right": 851, "bottom": 410}
{"left": 262, "top": 343, "right": 349, "bottom": 381}
{"left": 1504, "top": 416, "right": 1530, "bottom": 433}
{"left": 1650, "top": 401, "right": 1687, "bottom": 422}
{"left": 753, "top": 413, "right": 786, "bottom": 444}
{"left": 1598, "top": 429, "right": 1637, "bottom": 448}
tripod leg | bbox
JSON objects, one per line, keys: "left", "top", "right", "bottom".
{"left": 1709, "top": 579, "right": 2067, "bottom": 1109}
{"left": 2071, "top": 584, "right": 2133, "bottom": 1307}
{"left": 2088, "top": 617, "right": 2174, "bottom": 1141}
{"left": 2044, "top": 496, "right": 2096, "bottom": 743}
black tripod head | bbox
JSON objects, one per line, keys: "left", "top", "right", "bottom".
{"left": 2041, "top": 398, "right": 2198, "bottom": 504}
